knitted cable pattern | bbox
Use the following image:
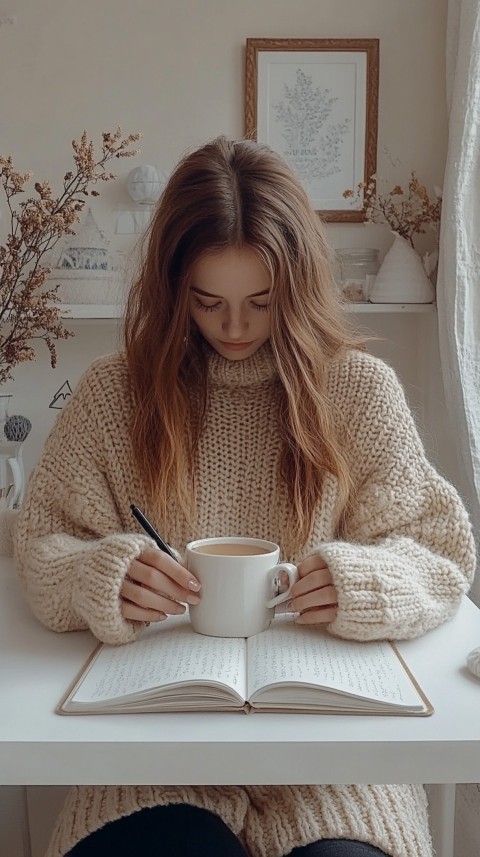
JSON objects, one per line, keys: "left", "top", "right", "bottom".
{"left": 14, "top": 343, "right": 476, "bottom": 857}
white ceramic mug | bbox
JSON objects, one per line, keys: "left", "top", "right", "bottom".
{"left": 186, "top": 536, "right": 297, "bottom": 638}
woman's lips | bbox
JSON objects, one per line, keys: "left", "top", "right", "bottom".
{"left": 218, "top": 341, "right": 254, "bottom": 350}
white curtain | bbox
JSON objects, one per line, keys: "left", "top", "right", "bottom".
{"left": 436, "top": 0, "right": 480, "bottom": 602}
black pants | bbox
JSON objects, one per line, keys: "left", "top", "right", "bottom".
{"left": 67, "top": 804, "right": 390, "bottom": 857}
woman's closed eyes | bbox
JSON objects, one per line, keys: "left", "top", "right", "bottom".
{"left": 192, "top": 296, "right": 270, "bottom": 313}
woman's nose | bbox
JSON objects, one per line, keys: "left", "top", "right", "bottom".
{"left": 222, "top": 310, "right": 248, "bottom": 338}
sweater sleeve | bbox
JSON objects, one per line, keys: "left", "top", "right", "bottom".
{"left": 14, "top": 361, "right": 155, "bottom": 645}
{"left": 314, "top": 358, "right": 476, "bottom": 642}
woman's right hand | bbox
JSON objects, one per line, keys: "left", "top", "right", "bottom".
{"left": 120, "top": 548, "right": 202, "bottom": 623}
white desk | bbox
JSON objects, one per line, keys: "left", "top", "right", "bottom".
{"left": 1, "top": 557, "right": 480, "bottom": 857}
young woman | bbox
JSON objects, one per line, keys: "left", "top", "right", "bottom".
{"left": 15, "top": 136, "right": 475, "bottom": 857}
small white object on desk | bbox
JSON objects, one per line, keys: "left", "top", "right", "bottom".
{"left": 467, "top": 646, "right": 480, "bottom": 679}
{"left": 3, "top": 414, "right": 31, "bottom": 508}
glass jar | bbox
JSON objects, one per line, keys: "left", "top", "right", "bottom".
{"left": 335, "top": 248, "right": 380, "bottom": 302}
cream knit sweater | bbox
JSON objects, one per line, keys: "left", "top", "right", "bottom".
{"left": 15, "top": 344, "right": 476, "bottom": 857}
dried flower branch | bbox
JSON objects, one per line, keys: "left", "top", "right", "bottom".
{"left": 343, "top": 172, "right": 442, "bottom": 250}
{"left": 0, "top": 127, "right": 141, "bottom": 385}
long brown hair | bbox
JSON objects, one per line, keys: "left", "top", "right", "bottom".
{"left": 124, "top": 136, "right": 365, "bottom": 549}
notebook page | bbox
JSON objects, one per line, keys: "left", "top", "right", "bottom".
{"left": 246, "top": 615, "right": 421, "bottom": 706}
{"left": 72, "top": 618, "right": 247, "bottom": 703}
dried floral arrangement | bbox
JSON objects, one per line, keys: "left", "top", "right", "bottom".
{"left": 343, "top": 173, "right": 442, "bottom": 250}
{"left": 0, "top": 127, "right": 141, "bottom": 385}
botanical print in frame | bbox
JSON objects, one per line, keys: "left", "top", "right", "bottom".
{"left": 245, "top": 38, "right": 379, "bottom": 222}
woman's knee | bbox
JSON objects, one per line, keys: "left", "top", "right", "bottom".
{"left": 289, "top": 839, "right": 390, "bottom": 857}
{"left": 67, "top": 803, "right": 248, "bottom": 857}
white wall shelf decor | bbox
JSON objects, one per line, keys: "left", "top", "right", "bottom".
{"left": 347, "top": 303, "right": 435, "bottom": 314}
{"left": 60, "top": 304, "right": 124, "bottom": 319}
{"left": 59, "top": 303, "right": 437, "bottom": 320}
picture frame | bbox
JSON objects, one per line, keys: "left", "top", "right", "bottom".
{"left": 245, "top": 38, "right": 379, "bottom": 222}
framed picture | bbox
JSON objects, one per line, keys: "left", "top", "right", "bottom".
{"left": 245, "top": 38, "right": 379, "bottom": 222}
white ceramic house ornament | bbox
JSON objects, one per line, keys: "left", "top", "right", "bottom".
{"left": 47, "top": 208, "right": 118, "bottom": 304}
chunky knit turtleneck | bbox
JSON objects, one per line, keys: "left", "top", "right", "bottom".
{"left": 14, "top": 345, "right": 476, "bottom": 857}
{"left": 206, "top": 341, "right": 278, "bottom": 387}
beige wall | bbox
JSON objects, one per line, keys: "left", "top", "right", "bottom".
{"left": 1, "top": 0, "right": 454, "bottom": 476}
{"left": 2, "top": 0, "right": 448, "bottom": 258}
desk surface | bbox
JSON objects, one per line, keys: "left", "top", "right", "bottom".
{"left": 1, "top": 558, "right": 480, "bottom": 786}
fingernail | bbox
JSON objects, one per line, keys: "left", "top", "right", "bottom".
{"left": 186, "top": 593, "right": 201, "bottom": 605}
{"left": 188, "top": 579, "right": 201, "bottom": 591}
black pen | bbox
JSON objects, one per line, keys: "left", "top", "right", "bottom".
{"left": 130, "top": 504, "right": 178, "bottom": 561}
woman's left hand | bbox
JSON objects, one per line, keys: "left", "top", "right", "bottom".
{"left": 289, "top": 555, "right": 338, "bottom": 625}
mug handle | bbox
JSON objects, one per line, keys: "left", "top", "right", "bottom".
{"left": 265, "top": 562, "right": 297, "bottom": 609}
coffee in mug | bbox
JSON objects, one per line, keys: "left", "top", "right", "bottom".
{"left": 186, "top": 536, "right": 297, "bottom": 638}
{"left": 191, "top": 543, "right": 270, "bottom": 557}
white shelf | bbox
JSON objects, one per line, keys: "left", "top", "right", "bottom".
{"left": 347, "top": 303, "right": 436, "bottom": 314}
{"left": 60, "top": 304, "right": 123, "bottom": 319}
{"left": 60, "top": 303, "right": 436, "bottom": 320}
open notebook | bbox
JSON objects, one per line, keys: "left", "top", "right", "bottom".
{"left": 57, "top": 613, "right": 432, "bottom": 716}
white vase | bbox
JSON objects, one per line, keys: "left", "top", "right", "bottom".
{"left": 0, "top": 394, "right": 26, "bottom": 509}
{"left": 369, "top": 232, "right": 435, "bottom": 303}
